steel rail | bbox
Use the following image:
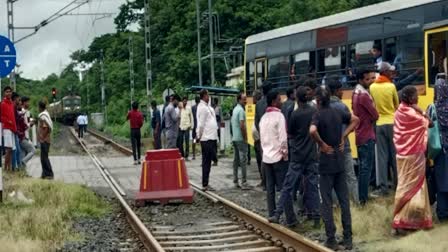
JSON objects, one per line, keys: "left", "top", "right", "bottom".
{"left": 70, "top": 128, "right": 165, "bottom": 252}
{"left": 85, "top": 128, "right": 332, "bottom": 252}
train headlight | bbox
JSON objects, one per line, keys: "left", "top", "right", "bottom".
{"left": 75, "top": 106, "right": 80, "bottom": 110}
{"left": 64, "top": 107, "right": 70, "bottom": 110}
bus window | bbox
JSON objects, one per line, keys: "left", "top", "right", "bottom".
{"left": 349, "top": 40, "right": 383, "bottom": 69}
{"left": 246, "top": 61, "right": 255, "bottom": 93}
{"left": 393, "top": 33, "right": 424, "bottom": 88}
{"left": 317, "top": 46, "right": 347, "bottom": 86}
{"left": 428, "top": 31, "right": 448, "bottom": 86}
{"left": 255, "top": 58, "right": 266, "bottom": 90}
{"left": 293, "top": 51, "right": 316, "bottom": 77}
{"left": 384, "top": 37, "right": 397, "bottom": 64}
{"left": 268, "top": 56, "right": 290, "bottom": 88}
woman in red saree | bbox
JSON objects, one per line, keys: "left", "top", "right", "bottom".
{"left": 392, "top": 86, "right": 433, "bottom": 233}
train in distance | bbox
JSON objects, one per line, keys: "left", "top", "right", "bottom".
{"left": 48, "top": 94, "right": 81, "bottom": 125}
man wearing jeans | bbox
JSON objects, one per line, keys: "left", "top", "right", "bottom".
{"left": 260, "top": 90, "right": 288, "bottom": 218}
{"left": 231, "top": 93, "right": 248, "bottom": 190}
{"left": 310, "top": 86, "right": 359, "bottom": 250}
{"left": 16, "top": 96, "right": 36, "bottom": 165}
{"left": 196, "top": 89, "right": 218, "bottom": 191}
{"left": 352, "top": 68, "right": 378, "bottom": 205}
{"left": 268, "top": 86, "right": 320, "bottom": 227}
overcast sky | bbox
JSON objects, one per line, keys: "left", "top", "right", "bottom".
{"left": 0, "top": 0, "right": 126, "bottom": 80}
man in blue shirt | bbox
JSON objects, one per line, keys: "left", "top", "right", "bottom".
{"left": 231, "top": 93, "right": 248, "bottom": 189}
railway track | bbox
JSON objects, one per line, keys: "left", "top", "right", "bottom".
{"left": 72, "top": 127, "right": 331, "bottom": 252}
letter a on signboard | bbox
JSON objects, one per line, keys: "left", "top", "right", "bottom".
{"left": 4, "top": 45, "right": 10, "bottom": 53}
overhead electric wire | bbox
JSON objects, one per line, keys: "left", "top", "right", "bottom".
{"left": 14, "top": 0, "right": 90, "bottom": 44}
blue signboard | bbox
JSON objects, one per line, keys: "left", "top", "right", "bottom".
{"left": 0, "top": 35, "right": 16, "bottom": 78}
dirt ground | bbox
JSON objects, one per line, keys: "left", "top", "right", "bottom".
{"left": 51, "top": 124, "right": 85, "bottom": 155}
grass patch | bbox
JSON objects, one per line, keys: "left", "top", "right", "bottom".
{"left": 331, "top": 195, "right": 448, "bottom": 251}
{"left": 363, "top": 223, "right": 448, "bottom": 251}
{"left": 0, "top": 171, "right": 110, "bottom": 251}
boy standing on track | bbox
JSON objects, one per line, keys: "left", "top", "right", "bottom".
{"left": 259, "top": 90, "right": 288, "bottom": 219}
{"left": 38, "top": 101, "right": 54, "bottom": 179}
{"left": 310, "top": 86, "right": 359, "bottom": 250}
{"left": 127, "top": 101, "right": 144, "bottom": 165}
{"left": 76, "top": 114, "right": 86, "bottom": 138}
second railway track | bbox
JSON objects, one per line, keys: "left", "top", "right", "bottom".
{"left": 71, "top": 127, "right": 331, "bottom": 252}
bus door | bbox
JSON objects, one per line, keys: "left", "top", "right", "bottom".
{"left": 246, "top": 58, "right": 266, "bottom": 146}
{"left": 424, "top": 24, "right": 448, "bottom": 110}
{"left": 255, "top": 58, "right": 267, "bottom": 89}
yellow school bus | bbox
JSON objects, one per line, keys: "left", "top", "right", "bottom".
{"left": 244, "top": 0, "right": 448, "bottom": 158}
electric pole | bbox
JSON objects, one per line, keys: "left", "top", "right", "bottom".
{"left": 7, "top": 0, "right": 17, "bottom": 90}
{"left": 144, "top": 0, "right": 152, "bottom": 127}
{"left": 208, "top": 0, "right": 215, "bottom": 85}
{"left": 100, "top": 49, "right": 106, "bottom": 125}
{"left": 196, "top": 0, "right": 203, "bottom": 86}
{"left": 129, "top": 35, "right": 134, "bottom": 107}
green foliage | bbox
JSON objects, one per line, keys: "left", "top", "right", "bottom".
{"left": 14, "top": 0, "right": 385, "bottom": 127}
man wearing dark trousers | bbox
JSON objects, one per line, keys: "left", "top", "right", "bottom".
{"left": 260, "top": 90, "right": 288, "bottom": 218}
{"left": 127, "top": 101, "right": 144, "bottom": 165}
{"left": 196, "top": 89, "right": 218, "bottom": 191}
{"left": 151, "top": 101, "right": 162, "bottom": 150}
{"left": 310, "top": 86, "right": 359, "bottom": 250}
{"left": 38, "top": 101, "right": 54, "bottom": 179}
{"left": 191, "top": 96, "right": 200, "bottom": 160}
{"left": 268, "top": 86, "right": 320, "bottom": 227}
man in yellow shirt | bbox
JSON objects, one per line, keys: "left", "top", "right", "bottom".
{"left": 370, "top": 62, "right": 399, "bottom": 195}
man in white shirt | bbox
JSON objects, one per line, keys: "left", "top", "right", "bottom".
{"left": 196, "top": 89, "right": 218, "bottom": 191}
{"left": 76, "top": 114, "right": 86, "bottom": 138}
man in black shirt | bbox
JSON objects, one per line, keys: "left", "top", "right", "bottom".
{"left": 254, "top": 81, "right": 272, "bottom": 131}
{"left": 281, "top": 86, "right": 295, "bottom": 125}
{"left": 310, "top": 86, "right": 359, "bottom": 250}
{"left": 151, "top": 101, "right": 161, "bottom": 149}
{"left": 268, "top": 86, "right": 320, "bottom": 227}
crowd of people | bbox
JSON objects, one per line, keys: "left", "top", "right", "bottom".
{"left": 125, "top": 58, "right": 448, "bottom": 250}
{"left": 1, "top": 86, "right": 54, "bottom": 179}
{"left": 231, "top": 61, "right": 445, "bottom": 250}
